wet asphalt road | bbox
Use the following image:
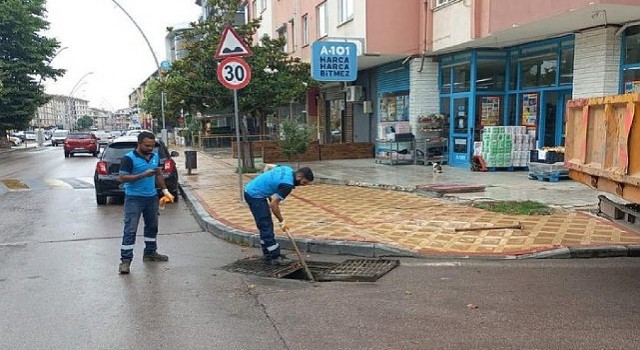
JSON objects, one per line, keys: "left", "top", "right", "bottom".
{"left": 0, "top": 147, "right": 639, "bottom": 349}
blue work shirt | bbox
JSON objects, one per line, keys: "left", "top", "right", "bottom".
{"left": 245, "top": 165, "right": 295, "bottom": 200}
{"left": 119, "top": 150, "right": 160, "bottom": 197}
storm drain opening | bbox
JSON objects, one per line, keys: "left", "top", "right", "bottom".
{"left": 221, "top": 257, "right": 400, "bottom": 282}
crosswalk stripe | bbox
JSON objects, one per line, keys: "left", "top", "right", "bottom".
{"left": 0, "top": 177, "right": 95, "bottom": 191}
{"left": 0, "top": 179, "right": 30, "bottom": 191}
{"left": 42, "top": 178, "right": 74, "bottom": 190}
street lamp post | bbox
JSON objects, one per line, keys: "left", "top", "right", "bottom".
{"left": 37, "top": 46, "right": 69, "bottom": 146}
{"left": 109, "top": 0, "right": 166, "bottom": 141}
{"left": 66, "top": 72, "right": 93, "bottom": 130}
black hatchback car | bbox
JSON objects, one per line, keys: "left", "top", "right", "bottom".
{"left": 94, "top": 136, "right": 180, "bottom": 205}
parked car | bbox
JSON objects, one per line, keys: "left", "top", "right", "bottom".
{"left": 94, "top": 136, "right": 180, "bottom": 205}
{"left": 7, "top": 136, "right": 22, "bottom": 146}
{"left": 10, "top": 131, "right": 26, "bottom": 142}
{"left": 24, "top": 130, "right": 36, "bottom": 141}
{"left": 51, "top": 129, "right": 69, "bottom": 146}
{"left": 63, "top": 132, "right": 98, "bottom": 157}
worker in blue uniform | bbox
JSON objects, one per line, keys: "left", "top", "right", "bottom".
{"left": 244, "top": 164, "right": 314, "bottom": 265}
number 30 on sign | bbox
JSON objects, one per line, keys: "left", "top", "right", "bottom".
{"left": 216, "top": 57, "right": 252, "bottom": 90}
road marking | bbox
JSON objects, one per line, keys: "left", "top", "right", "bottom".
{"left": 0, "top": 179, "right": 30, "bottom": 191}
{"left": 42, "top": 178, "right": 73, "bottom": 190}
{"left": 59, "top": 177, "right": 94, "bottom": 189}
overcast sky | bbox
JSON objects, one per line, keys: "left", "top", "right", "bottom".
{"left": 43, "top": 0, "right": 202, "bottom": 111}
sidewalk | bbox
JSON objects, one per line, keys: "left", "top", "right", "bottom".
{"left": 172, "top": 145, "right": 640, "bottom": 258}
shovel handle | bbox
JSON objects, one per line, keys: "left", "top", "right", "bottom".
{"left": 284, "top": 229, "right": 315, "bottom": 283}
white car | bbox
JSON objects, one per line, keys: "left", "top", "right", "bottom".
{"left": 125, "top": 129, "right": 152, "bottom": 137}
{"left": 51, "top": 129, "right": 69, "bottom": 147}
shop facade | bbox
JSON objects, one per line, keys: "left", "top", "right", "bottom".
{"left": 435, "top": 35, "right": 575, "bottom": 167}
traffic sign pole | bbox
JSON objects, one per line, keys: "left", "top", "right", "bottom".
{"left": 234, "top": 89, "right": 243, "bottom": 203}
{"left": 213, "top": 26, "right": 252, "bottom": 204}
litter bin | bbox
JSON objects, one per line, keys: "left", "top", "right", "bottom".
{"left": 185, "top": 149, "right": 197, "bottom": 174}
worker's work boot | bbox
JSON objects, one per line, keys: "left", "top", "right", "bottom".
{"left": 269, "top": 254, "right": 293, "bottom": 266}
{"left": 119, "top": 259, "right": 131, "bottom": 274}
{"left": 143, "top": 252, "right": 169, "bottom": 262}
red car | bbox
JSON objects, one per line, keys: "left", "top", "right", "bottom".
{"left": 64, "top": 132, "right": 99, "bottom": 157}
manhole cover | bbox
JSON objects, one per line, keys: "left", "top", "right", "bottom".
{"left": 221, "top": 257, "right": 302, "bottom": 278}
{"left": 316, "top": 259, "right": 400, "bottom": 282}
{"left": 221, "top": 258, "right": 399, "bottom": 282}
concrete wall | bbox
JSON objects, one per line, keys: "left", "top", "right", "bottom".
{"left": 409, "top": 58, "right": 439, "bottom": 134}
{"left": 573, "top": 27, "right": 621, "bottom": 98}
{"left": 432, "top": 0, "right": 473, "bottom": 51}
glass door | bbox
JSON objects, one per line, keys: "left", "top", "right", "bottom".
{"left": 450, "top": 97, "right": 471, "bottom": 166}
{"left": 541, "top": 90, "right": 571, "bottom": 147}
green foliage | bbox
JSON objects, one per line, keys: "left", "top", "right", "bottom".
{"left": 76, "top": 115, "right": 93, "bottom": 130}
{"left": 0, "top": 0, "right": 65, "bottom": 138}
{"left": 279, "top": 118, "right": 312, "bottom": 165}
{"left": 140, "top": 0, "right": 315, "bottom": 125}
{"left": 472, "top": 200, "right": 555, "bottom": 215}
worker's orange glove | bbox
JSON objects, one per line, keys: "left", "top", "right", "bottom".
{"left": 162, "top": 189, "right": 175, "bottom": 203}
{"left": 278, "top": 220, "right": 290, "bottom": 232}
{"left": 159, "top": 189, "right": 175, "bottom": 209}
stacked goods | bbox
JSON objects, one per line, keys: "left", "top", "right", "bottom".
{"left": 481, "top": 126, "right": 535, "bottom": 167}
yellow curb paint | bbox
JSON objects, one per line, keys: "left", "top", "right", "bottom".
{"left": 0, "top": 179, "right": 30, "bottom": 191}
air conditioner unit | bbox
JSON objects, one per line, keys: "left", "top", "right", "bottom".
{"left": 345, "top": 85, "right": 363, "bottom": 102}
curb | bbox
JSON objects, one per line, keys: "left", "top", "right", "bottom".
{"left": 179, "top": 182, "right": 421, "bottom": 258}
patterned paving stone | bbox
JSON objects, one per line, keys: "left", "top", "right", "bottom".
{"left": 175, "top": 149, "right": 640, "bottom": 256}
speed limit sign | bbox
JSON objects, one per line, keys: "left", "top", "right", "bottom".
{"left": 217, "top": 57, "right": 252, "bottom": 90}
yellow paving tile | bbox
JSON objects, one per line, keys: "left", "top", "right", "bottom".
{"left": 175, "top": 150, "right": 640, "bottom": 256}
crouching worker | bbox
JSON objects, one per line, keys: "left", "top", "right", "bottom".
{"left": 244, "top": 164, "right": 314, "bottom": 265}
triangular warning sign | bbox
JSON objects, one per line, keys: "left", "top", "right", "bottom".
{"left": 215, "top": 25, "right": 253, "bottom": 59}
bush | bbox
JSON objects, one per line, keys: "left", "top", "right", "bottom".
{"left": 279, "top": 119, "right": 312, "bottom": 166}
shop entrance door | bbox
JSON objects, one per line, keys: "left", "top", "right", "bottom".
{"left": 450, "top": 97, "right": 472, "bottom": 166}
{"left": 541, "top": 90, "right": 571, "bottom": 147}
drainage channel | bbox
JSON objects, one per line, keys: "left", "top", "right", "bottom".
{"left": 221, "top": 257, "right": 400, "bottom": 282}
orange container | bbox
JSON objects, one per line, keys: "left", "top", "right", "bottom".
{"left": 565, "top": 93, "right": 640, "bottom": 204}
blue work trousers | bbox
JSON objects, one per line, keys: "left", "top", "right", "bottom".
{"left": 244, "top": 192, "right": 281, "bottom": 259}
{"left": 121, "top": 195, "right": 159, "bottom": 261}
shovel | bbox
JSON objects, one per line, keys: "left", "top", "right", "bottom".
{"left": 283, "top": 228, "right": 315, "bottom": 283}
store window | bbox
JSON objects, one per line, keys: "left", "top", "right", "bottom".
{"left": 441, "top": 66, "right": 451, "bottom": 94}
{"left": 317, "top": 2, "right": 328, "bottom": 37}
{"left": 453, "top": 62, "right": 471, "bottom": 92}
{"left": 476, "top": 59, "right": 505, "bottom": 91}
{"left": 622, "top": 26, "right": 640, "bottom": 93}
{"left": 624, "top": 26, "right": 640, "bottom": 65}
{"left": 328, "top": 100, "right": 344, "bottom": 143}
{"left": 378, "top": 92, "right": 410, "bottom": 122}
{"left": 509, "top": 55, "right": 518, "bottom": 90}
{"left": 520, "top": 52, "right": 557, "bottom": 88}
{"left": 560, "top": 47, "right": 574, "bottom": 85}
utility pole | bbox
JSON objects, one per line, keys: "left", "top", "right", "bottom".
{"left": 109, "top": 0, "right": 166, "bottom": 141}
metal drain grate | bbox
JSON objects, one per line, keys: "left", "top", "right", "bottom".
{"left": 316, "top": 259, "right": 400, "bottom": 282}
{"left": 221, "top": 257, "right": 302, "bottom": 278}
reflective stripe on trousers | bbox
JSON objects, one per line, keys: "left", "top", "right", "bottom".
{"left": 244, "top": 192, "right": 281, "bottom": 259}
{"left": 121, "top": 195, "right": 159, "bottom": 260}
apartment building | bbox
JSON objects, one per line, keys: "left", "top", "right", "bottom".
{"left": 33, "top": 95, "right": 90, "bottom": 130}
{"left": 251, "top": 0, "right": 640, "bottom": 167}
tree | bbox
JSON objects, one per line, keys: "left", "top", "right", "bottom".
{"left": 0, "top": 0, "right": 65, "bottom": 148}
{"left": 75, "top": 115, "right": 93, "bottom": 130}
{"left": 279, "top": 118, "right": 313, "bottom": 167}
{"left": 141, "top": 0, "right": 314, "bottom": 131}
